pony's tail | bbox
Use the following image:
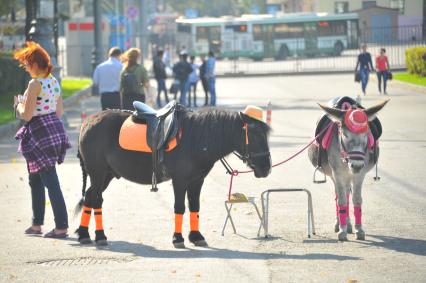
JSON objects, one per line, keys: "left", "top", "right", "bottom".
{"left": 74, "top": 149, "right": 88, "bottom": 217}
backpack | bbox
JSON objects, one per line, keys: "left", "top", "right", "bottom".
{"left": 122, "top": 69, "right": 141, "bottom": 96}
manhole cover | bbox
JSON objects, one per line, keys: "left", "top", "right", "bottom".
{"left": 32, "top": 256, "right": 135, "bottom": 267}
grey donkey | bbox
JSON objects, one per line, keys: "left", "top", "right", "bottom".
{"left": 308, "top": 98, "right": 389, "bottom": 241}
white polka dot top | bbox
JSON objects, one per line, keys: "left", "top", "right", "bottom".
{"left": 33, "top": 74, "right": 61, "bottom": 116}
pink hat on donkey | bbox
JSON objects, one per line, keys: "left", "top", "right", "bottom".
{"left": 344, "top": 108, "right": 368, "bottom": 133}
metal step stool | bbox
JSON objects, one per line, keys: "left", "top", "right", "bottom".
{"left": 221, "top": 193, "right": 262, "bottom": 236}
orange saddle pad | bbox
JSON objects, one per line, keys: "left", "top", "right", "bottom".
{"left": 119, "top": 116, "right": 178, "bottom": 152}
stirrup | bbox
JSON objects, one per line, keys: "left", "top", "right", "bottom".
{"left": 151, "top": 172, "right": 159, "bottom": 192}
{"left": 313, "top": 166, "right": 327, "bottom": 184}
{"left": 373, "top": 162, "right": 381, "bottom": 181}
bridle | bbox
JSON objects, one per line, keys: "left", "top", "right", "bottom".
{"left": 220, "top": 120, "right": 270, "bottom": 174}
{"left": 234, "top": 122, "right": 270, "bottom": 164}
{"left": 337, "top": 122, "right": 369, "bottom": 164}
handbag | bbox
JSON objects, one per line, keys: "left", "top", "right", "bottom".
{"left": 387, "top": 71, "right": 393, "bottom": 80}
{"left": 354, "top": 71, "right": 361, "bottom": 82}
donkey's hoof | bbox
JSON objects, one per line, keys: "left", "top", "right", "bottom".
{"left": 189, "top": 231, "right": 208, "bottom": 247}
{"left": 347, "top": 223, "right": 353, "bottom": 234}
{"left": 338, "top": 231, "right": 348, "bottom": 241}
{"left": 173, "top": 233, "right": 185, "bottom": 249}
{"left": 334, "top": 222, "right": 339, "bottom": 233}
{"left": 355, "top": 225, "right": 365, "bottom": 240}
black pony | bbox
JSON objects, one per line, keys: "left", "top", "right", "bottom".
{"left": 76, "top": 105, "right": 271, "bottom": 248}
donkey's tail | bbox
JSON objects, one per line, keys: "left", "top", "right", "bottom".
{"left": 74, "top": 149, "right": 88, "bottom": 217}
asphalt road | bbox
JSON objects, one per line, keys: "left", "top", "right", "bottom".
{"left": 0, "top": 74, "right": 425, "bottom": 282}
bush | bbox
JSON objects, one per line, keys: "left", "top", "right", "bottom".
{"left": 0, "top": 52, "right": 29, "bottom": 96}
{"left": 405, "top": 47, "right": 426, "bottom": 77}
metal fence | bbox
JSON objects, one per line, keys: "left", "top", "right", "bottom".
{"left": 57, "top": 25, "right": 426, "bottom": 77}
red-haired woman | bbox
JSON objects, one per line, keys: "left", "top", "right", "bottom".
{"left": 14, "top": 41, "right": 71, "bottom": 238}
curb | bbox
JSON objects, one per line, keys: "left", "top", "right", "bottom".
{"left": 0, "top": 85, "right": 92, "bottom": 140}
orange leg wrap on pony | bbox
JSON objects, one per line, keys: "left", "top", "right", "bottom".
{"left": 80, "top": 206, "right": 92, "bottom": 227}
{"left": 175, "top": 214, "right": 183, "bottom": 233}
{"left": 94, "top": 208, "right": 103, "bottom": 230}
{"left": 190, "top": 212, "right": 199, "bottom": 231}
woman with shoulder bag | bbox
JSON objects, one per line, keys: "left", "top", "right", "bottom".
{"left": 120, "top": 48, "right": 150, "bottom": 110}
{"left": 376, "top": 48, "right": 391, "bottom": 95}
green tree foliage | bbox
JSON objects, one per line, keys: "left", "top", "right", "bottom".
{"left": 0, "top": 0, "right": 17, "bottom": 18}
{"left": 405, "top": 46, "right": 426, "bottom": 77}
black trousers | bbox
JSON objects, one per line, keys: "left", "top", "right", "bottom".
{"left": 101, "top": 92, "right": 121, "bottom": 110}
{"left": 122, "top": 93, "right": 145, "bottom": 110}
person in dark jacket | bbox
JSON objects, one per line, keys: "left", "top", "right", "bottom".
{"left": 355, "top": 44, "right": 375, "bottom": 96}
{"left": 199, "top": 55, "right": 209, "bottom": 106}
{"left": 172, "top": 52, "right": 193, "bottom": 106}
{"left": 153, "top": 49, "right": 169, "bottom": 107}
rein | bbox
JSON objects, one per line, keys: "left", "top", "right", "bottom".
{"left": 221, "top": 122, "right": 333, "bottom": 201}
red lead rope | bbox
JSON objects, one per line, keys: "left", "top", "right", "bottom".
{"left": 227, "top": 123, "right": 333, "bottom": 201}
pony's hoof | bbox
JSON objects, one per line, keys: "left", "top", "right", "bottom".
{"left": 95, "top": 239, "right": 108, "bottom": 246}
{"left": 193, "top": 239, "right": 208, "bottom": 247}
{"left": 189, "top": 231, "right": 208, "bottom": 247}
{"left": 173, "top": 233, "right": 185, "bottom": 249}
{"left": 79, "top": 237, "right": 92, "bottom": 245}
{"left": 95, "top": 230, "right": 108, "bottom": 245}
{"left": 338, "top": 231, "right": 348, "bottom": 241}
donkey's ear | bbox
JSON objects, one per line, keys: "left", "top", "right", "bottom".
{"left": 318, "top": 103, "right": 345, "bottom": 121}
{"left": 365, "top": 99, "right": 390, "bottom": 121}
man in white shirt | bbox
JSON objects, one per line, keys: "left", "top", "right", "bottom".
{"left": 93, "top": 47, "right": 123, "bottom": 110}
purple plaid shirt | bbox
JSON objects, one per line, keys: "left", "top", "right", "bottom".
{"left": 15, "top": 113, "right": 71, "bottom": 173}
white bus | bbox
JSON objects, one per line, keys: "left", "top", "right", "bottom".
{"left": 176, "top": 12, "right": 359, "bottom": 60}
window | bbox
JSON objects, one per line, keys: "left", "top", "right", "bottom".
{"left": 177, "top": 24, "right": 190, "bottom": 33}
{"left": 317, "top": 21, "right": 347, "bottom": 36}
{"left": 362, "top": 1, "right": 377, "bottom": 9}
{"left": 273, "top": 23, "right": 303, "bottom": 39}
{"left": 225, "top": 25, "right": 248, "bottom": 33}
{"left": 390, "top": 0, "right": 405, "bottom": 14}
{"left": 334, "top": 1, "right": 349, "bottom": 14}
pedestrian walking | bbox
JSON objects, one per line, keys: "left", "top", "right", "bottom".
{"left": 13, "top": 41, "right": 71, "bottom": 238}
{"left": 199, "top": 55, "right": 209, "bottom": 106}
{"left": 355, "top": 44, "right": 375, "bottom": 96}
{"left": 153, "top": 49, "right": 169, "bottom": 107}
{"left": 172, "top": 52, "right": 192, "bottom": 106}
{"left": 188, "top": 55, "right": 199, "bottom": 107}
{"left": 162, "top": 45, "right": 172, "bottom": 68}
{"left": 376, "top": 48, "right": 390, "bottom": 95}
{"left": 206, "top": 51, "right": 217, "bottom": 106}
{"left": 93, "top": 47, "right": 123, "bottom": 110}
{"left": 120, "top": 48, "right": 150, "bottom": 110}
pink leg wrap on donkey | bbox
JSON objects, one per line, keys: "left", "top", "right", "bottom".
{"left": 354, "top": 206, "right": 362, "bottom": 225}
{"left": 335, "top": 194, "right": 350, "bottom": 219}
{"left": 338, "top": 205, "right": 348, "bottom": 226}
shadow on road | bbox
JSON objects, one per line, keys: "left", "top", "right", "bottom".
{"left": 68, "top": 240, "right": 360, "bottom": 261}
{"left": 359, "top": 234, "right": 426, "bottom": 256}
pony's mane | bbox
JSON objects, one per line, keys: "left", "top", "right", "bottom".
{"left": 178, "top": 107, "right": 269, "bottom": 160}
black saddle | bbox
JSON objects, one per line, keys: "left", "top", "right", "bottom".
{"left": 132, "top": 100, "right": 180, "bottom": 192}
{"left": 133, "top": 100, "right": 179, "bottom": 151}
{"left": 315, "top": 96, "right": 382, "bottom": 144}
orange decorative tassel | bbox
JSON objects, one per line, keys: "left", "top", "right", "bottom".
{"left": 175, "top": 214, "right": 183, "bottom": 233}
{"left": 94, "top": 208, "right": 103, "bottom": 230}
{"left": 190, "top": 212, "right": 199, "bottom": 231}
{"left": 80, "top": 206, "right": 92, "bottom": 227}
